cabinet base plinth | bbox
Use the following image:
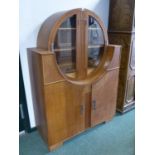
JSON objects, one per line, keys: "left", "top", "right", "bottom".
{"left": 48, "top": 142, "right": 63, "bottom": 151}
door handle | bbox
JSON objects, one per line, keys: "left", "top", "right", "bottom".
{"left": 92, "top": 100, "right": 96, "bottom": 110}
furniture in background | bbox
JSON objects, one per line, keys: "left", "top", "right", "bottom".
{"left": 108, "top": 0, "right": 135, "bottom": 113}
{"left": 28, "top": 8, "right": 121, "bottom": 150}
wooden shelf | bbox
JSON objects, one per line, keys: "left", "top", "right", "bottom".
{"left": 88, "top": 45, "right": 104, "bottom": 48}
{"left": 58, "top": 28, "right": 76, "bottom": 30}
{"left": 66, "top": 72, "right": 76, "bottom": 78}
{"left": 54, "top": 45, "right": 103, "bottom": 53}
{"left": 58, "top": 27, "right": 101, "bottom": 30}
{"left": 54, "top": 47, "right": 75, "bottom": 52}
{"left": 59, "top": 62, "right": 75, "bottom": 66}
{"left": 87, "top": 67, "right": 95, "bottom": 74}
{"left": 88, "top": 27, "right": 101, "bottom": 30}
{"left": 66, "top": 68, "right": 96, "bottom": 77}
{"left": 54, "top": 45, "right": 104, "bottom": 52}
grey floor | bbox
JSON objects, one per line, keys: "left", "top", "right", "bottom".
{"left": 19, "top": 110, "right": 135, "bottom": 155}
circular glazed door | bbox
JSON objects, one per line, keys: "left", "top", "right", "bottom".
{"left": 52, "top": 9, "right": 108, "bottom": 83}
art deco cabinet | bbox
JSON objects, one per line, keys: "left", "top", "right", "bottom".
{"left": 108, "top": 0, "right": 135, "bottom": 113}
{"left": 28, "top": 8, "right": 121, "bottom": 150}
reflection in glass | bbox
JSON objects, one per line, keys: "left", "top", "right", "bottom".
{"left": 87, "top": 16, "right": 105, "bottom": 73}
{"left": 61, "top": 15, "right": 76, "bottom": 28}
{"left": 55, "top": 50, "right": 76, "bottom": 74}
{"left": 88, "top": 47, "right": 104, "bottom": 68}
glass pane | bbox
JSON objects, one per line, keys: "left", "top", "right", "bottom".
{"left": 88, "top": 47, "right": 104, "bottom": 67}
{"left": 55, "top": 50, "right": 76, "bottom": 73}
{"left": 53, "top": 15, "right": 76, "bottom": 78}
{"left": 60, "top": 15, "right": 76, "bottom": 28}
{"left": 87, "top": 16, "right": 105, "bottom": 74}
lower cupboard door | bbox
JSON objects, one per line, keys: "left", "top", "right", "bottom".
{"left": 44, "top": 81, "right": 85, "bottom": 145}
{"left": 91, "top": 70, "right": 119, "bottom": 127}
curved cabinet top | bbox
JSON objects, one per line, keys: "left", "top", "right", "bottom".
{"left": 37, "top": 8, "right": 108, "bottom": 50}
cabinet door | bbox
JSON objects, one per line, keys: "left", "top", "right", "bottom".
{"left": 91, "top": 70, "right": 119, "bottom": 126}
{"left": 53, "top": 13, "right": 83, "bottom": 79}
{"left": 44, "top": 82, "right": 85, "bottom": 145}
{"left": 82, "top": 11, "right": 107, "bottom": 76}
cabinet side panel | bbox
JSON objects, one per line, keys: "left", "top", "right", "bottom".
{"left": 27, "top": 49, "right": 48, "bottom": 143}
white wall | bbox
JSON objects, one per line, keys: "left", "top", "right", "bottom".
{"left": 19, "top": 0, "right": 110, "bottom": 128}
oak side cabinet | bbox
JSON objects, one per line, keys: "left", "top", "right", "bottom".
{"left": 108, "top": 0, "right": 135, "bottom": 113}
{"left": 28, "top": 8, "right": 121, "bottom": 150}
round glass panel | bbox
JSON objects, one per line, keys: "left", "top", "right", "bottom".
{"left": 53, "top": 15, "right": 77, "bottom": 78}
{"left": 87, "top": 16, "right": 105, "bottom": 74}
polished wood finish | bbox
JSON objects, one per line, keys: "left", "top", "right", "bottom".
{"left": 28, "top": 8, "right": 121, "bottom": 150}
{"left": 108, "top": 0, "right": 135, "bottom": 113}
{"left": 27, "top": 48, "right": 48, "bottom": 143}
{"left": 91, "top": 69, "right": 119, "bottom": 126}
{"left": 44, "top": 82, "right": 86, "bottom": 145}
